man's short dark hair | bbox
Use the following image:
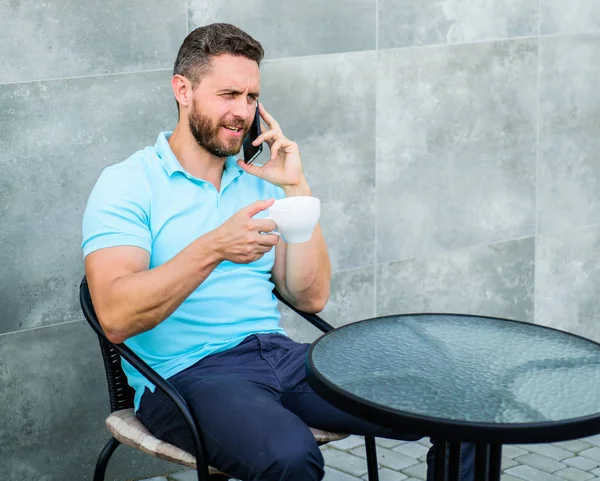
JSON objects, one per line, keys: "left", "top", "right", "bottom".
{"left": 174, "top": 23, "right": 264, "bottom": 87}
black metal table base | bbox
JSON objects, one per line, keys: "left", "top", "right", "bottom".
{"left": 433, "top": 440, "right": 502, "bottom": 481}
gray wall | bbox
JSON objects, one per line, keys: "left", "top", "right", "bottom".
{"left": 1, "top": 1, "right": 598, "bottom": 480}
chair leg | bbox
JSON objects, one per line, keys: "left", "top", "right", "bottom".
{"left": 365, "top": 436, "right": 380, "bottom": 481}
{"left": 94, "top": 437, "right": 121, "bottom": 481}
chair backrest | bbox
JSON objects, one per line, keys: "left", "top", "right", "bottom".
{"left": 80, "top": 276, "right": 135, "bottom": 412}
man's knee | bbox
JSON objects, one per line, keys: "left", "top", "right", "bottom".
{"left": 257, "top": 435, "right": 325, "bottom": 481}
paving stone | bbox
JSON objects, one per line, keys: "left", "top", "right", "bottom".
{"left": 592, "top": 468, "right": 600, "bottom": 477}
{"left": 505, "top": 465, "right": 565, "bottom": 481}
{"left": 401, "top": 462, "right": 427, "bottom": 480}
{"left": 417, "top": 438, "right": 433, "bottom": 448}
{"left": 168, "top": 471, "right": 236, "bottom": 481}
{"left": 329, "top": 435, "right": 367, "bottom": 451}
{"left": 323, "top": 467, "right": 363, "bottom": 481}
{"left": 582, "top": 435, "right": 600, "bottom": 448}
{"left": 517, "top": 444, "right": 573, "bottom": 461}
{"left": 501, "top": 475, "right": 525, "bottom": 481}
{"left": 504, "top": 445, "right": 530, "bottom": 459}
{"left": 502, "top": 456, "right": 519, "bottom": 470}
{"left": 564, "top": 456, "right": 600, "bottom": 471}
{"left": 376, "top": 438, "right": 406, "bottom": 449}
{"left": 350, "top": 446, "right": 419, "bottom": 471}
{"left": 138, "top": 477, "right": 168, "bottom": 481}
{"left": 169, "top": 471, "right": 199, "bottom": 481}
{"left": 392, "top": 442, "right": 430, "bottom": 460}
{"left": 553, "top": 467, "right": 594, "bottom": 481}
{"left": 348, "top": 445, "right": 366, "bottom": 460}
{"left": 515, "top": 453, "right": 566, "bottom": 473}
{"left": 361, "top": 467, "right": 408, "bottom": 481}
{"left": 323, "top": 448, "right": 368, "bottom": 477}
{"left": 581, "top": 448, "right": 600, "bottom": 463}
{"left": 553, "top": 441, "right": 593, "bottom": 454}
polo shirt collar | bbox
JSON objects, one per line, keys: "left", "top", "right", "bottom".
{"left": 155, "top": 131, "right": 245, "bottom": 184}
{"left": 156, "top": 132, "right": 184, "bottom": 176}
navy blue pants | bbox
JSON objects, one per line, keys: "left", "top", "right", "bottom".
{"left": 137, "top": 333, "right": 475, "bottom": 480}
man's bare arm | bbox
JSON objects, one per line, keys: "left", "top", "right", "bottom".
{"left": 236, "top": 104, "right": 332, "bottom": 313}
{"left": 85, "top": 200, "right": 279, "bottom": 344}
{"left": 271, "top": 224, "right": 331, "bottom": 313}
{"left": 85, "top": 238, "right": 222, "bottom": 344}
{"left": 270, "top": 181, "right": 331, "bottom": 313}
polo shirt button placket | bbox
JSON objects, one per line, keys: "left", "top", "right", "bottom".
{"left": 217, "top": 195, "right": 228, "bottom": 221}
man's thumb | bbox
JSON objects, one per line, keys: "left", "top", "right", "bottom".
{"left": 246, "top": 198, "right": 275, "bottom": 217}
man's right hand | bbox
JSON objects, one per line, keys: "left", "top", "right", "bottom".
{"left": 210, "top": 199, "right": 280, "bottom": 264}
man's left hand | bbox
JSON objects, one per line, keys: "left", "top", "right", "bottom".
{"left": 237, "top": 103, "right": 308, "bottom": 193}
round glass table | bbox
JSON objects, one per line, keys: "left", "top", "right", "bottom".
{"left": 306, "top": 313, "right": 600, "bottom": 481}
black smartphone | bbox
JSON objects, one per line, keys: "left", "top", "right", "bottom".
{"left": 243, "top": 102, "right": 263, "bottom": 164}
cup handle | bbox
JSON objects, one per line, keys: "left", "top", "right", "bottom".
{"left": 263, "top": 216, "right": 281, "bottom": 237}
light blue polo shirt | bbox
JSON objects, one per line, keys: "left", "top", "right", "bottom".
{"left": 82, "top": 132, "right": 287, "bottom": 411}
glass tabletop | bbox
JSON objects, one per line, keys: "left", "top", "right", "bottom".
{"left": 309, "top": 314, "right": 600, "bottom": 426}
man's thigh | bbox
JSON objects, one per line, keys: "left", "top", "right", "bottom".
{"left": 137, "top": 375, "right": 323, "bottom": 479}
{"left": 273, "top": 336, "right": 475, "bottom": 481}
{"left": 270, "top": 334, "right": 422, "bottom": 440}
{"left": 280, "top": 389, "right": 422, "bottom": 440}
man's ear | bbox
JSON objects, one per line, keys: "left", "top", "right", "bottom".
{"left": 172, "top": 74, "right": 193, "bottom": 110}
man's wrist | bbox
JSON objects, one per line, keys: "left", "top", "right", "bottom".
{"left": 195, "top": 230, "right": 225, "bottom": 265}
{"left": 283, "top": 179, "right": 312, "bottom": 197}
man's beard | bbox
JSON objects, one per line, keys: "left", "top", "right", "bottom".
{"left": 188, "top": 99, "right": 248, "bottom": 158}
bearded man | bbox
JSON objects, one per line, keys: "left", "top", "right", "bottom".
{"left": 82, "top": 22, "right": 475, "bottom": 481}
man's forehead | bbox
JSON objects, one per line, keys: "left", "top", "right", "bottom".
{"left": 207, "top": 55, "right": 260, "bottom": 90}
{"left": 209, "top": 75, "right": 261, "bottom": 92}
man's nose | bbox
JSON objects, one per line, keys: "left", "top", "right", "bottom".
{"left": 230, "top": 96, "right": 253, "bottom": 121}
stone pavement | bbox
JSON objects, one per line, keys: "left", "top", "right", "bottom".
{"left": 133, "top": 434, "right": 600, "bottom": 481}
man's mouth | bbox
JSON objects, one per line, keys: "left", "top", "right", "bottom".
{"left": 222, "top": 125, "right": 244, "bottom": 135}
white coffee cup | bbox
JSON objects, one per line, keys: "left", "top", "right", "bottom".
{"left": 265, "top": 196, "right": 320, "bottom": 243}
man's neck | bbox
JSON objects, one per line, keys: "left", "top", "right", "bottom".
{"left": 168, "top": 122, "right": 227, "bottom": 189}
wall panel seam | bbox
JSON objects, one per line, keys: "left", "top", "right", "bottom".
{"left": 376, "top": 30, "right": 600, "bottom": 55}
{"left": 0, "top": 68, "right": 173, "bottom": 88}
{"left": 0, "top": 318, "right": 82, "bottom": 338}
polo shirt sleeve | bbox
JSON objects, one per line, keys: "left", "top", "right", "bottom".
{"left": 81, "top": 163, "right": 152, "bottom": 258}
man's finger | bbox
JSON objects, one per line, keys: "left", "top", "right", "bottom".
{"left": 243, "top": 198, "right": 275, "bottom": 217}
{"left": 237, "top": 159, "right": 264, "bottom": 176}
{"left": 257, "top": 234, "right": 280, "bottom": 247}
{"left": 253, "top": 129, "right": 282, "bottom": 146}
{"left": 270, "top": 138, "right": 287, "bottom": 161}
{"left": 253, "top": 218, "right": 277, "bottom": 233}
{"left": 258, "top": 102, "right": 281, "bottom": 131}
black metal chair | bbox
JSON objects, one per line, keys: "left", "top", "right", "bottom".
{"left": 79, "top": 276, "right": 380, "bottom": 481}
